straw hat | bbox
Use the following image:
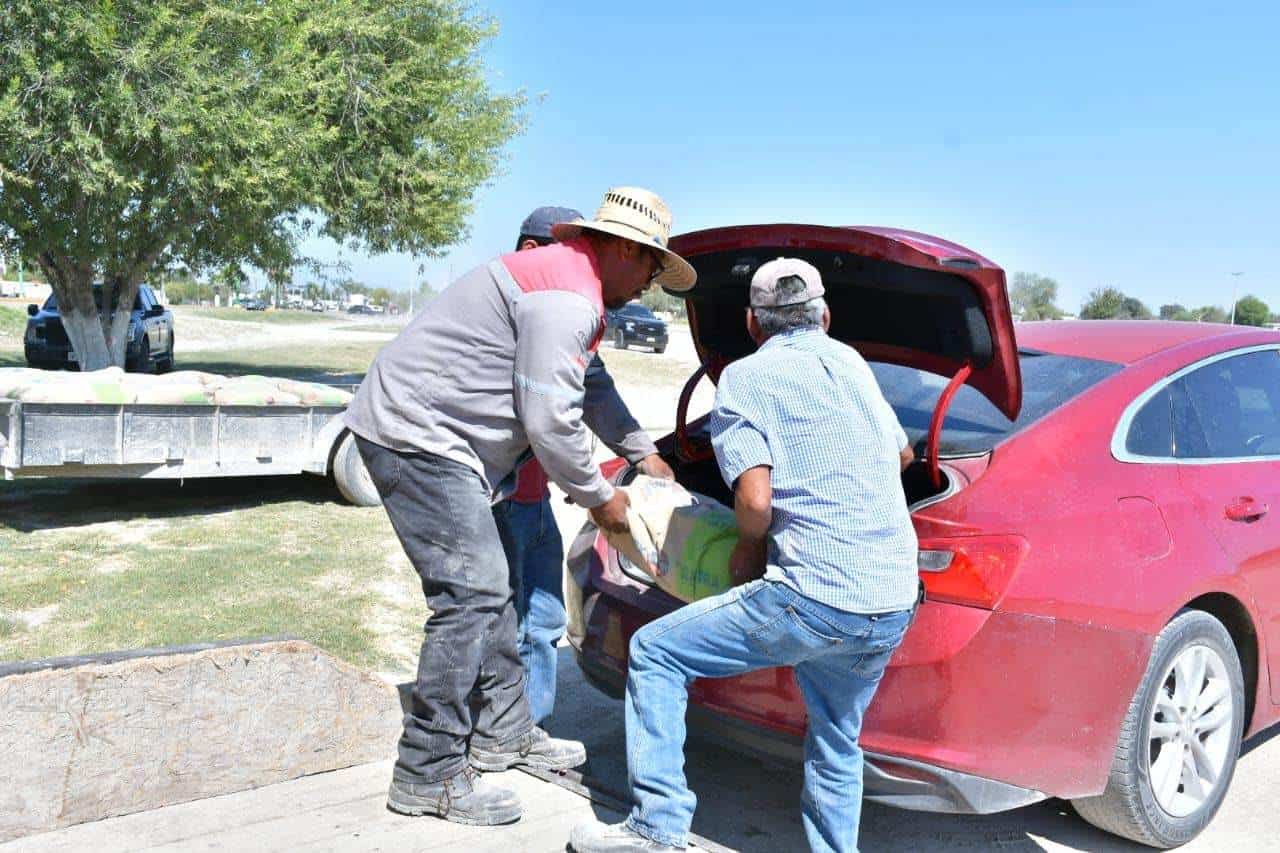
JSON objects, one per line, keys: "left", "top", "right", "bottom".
{"left": 552, "top": 187, "right": 697, "bottom": 291}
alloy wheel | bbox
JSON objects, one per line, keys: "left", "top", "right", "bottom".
{"left": 1145, "top": 643, "right": 1234, "bottom": 818}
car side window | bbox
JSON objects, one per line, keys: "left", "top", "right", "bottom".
{"left": 1175, "top": 350, "right": 1280, "bottom": 459}
{"left": 1126, "top": 387, "right": 1173, "bottom": 457}
{"left": 134, "top": 288, "right": 149, "bottom": 312}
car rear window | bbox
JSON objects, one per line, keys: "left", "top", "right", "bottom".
{"left": 871, "top": 350, "right": 1123, "bottom": 455}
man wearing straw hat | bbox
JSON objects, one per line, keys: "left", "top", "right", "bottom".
{"left": 345, "top": 187, "right": 696, "bottom": 826}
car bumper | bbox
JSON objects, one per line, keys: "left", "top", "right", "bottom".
{"left": 623, "top": 331, "right": 667, "bottom": 348}
{"left": 573, "top": 586, "right": 1152, "bottom": 806}
{"left": 576, "top": 648, "right": 1046, "bottom": 814}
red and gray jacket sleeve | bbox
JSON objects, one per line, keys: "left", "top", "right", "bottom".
{"left": 512, "top": 291, "right": 616, "bottom": 508}
{"left": 583, "top": 354, "right": 658, "bottom": 463}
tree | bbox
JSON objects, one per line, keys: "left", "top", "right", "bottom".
{"left": 1160, "top": 303, "right": 1195, "bottom": 321}
{"left": 641, "top": 287, "right": 687, "bottom": 318}
{"left": 0, "top": 1, "right": 523, "bottom": 369}
{"left": 1233, "top": 294, "right": 1271, "bottom": 327}
{"left": 1079, "top": 287, "right": 1151, "bottom": 320}
{"left": 1194, "top": 305, "right": 1229, "bottom": 323}
{"left": 1009, "top": 272, "right": 1063, "bottom": 321}
{"left": 1121, "top": 296, "right": 1153, "bottom": 320}
{"left": 370, "top": 287, "right": 393, "bottom": 308}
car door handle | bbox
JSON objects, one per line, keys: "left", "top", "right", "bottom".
{"left": 1225, "top": 499, "right": 1269, "bottom": 523}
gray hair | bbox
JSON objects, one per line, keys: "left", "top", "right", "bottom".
{"left": 752, "top": 296, "right": 827, "bottom": 338}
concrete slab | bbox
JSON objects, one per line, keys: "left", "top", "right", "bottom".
{"left": 1, "top": 761, "right": 622, "bottom": 853}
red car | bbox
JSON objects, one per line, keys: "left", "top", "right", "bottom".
{"left": 567, "top": 224, "right": 1280, "bottom": 849}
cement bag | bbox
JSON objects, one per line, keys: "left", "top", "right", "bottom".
{"left": 17, "top": 375, "right": 134, "bottom": 404}
{"left": 0, "top": 368, "right": 49, "bottom": 399}
{"left": 162, "top": 370, "right": 221, "bottom": 386}
{"left": 211, "top": 377, "right": 301, "bottom": 406}
{"left": 132, "top": 383, "right": 215, "bottom": 404}
{"left": 604, "top": 475, "right": 740, "bottom": 603}
{"left": 273, "top": 378, "right": 353, "bottom": 406}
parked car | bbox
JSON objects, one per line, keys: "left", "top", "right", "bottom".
{"left": 24, "top": 284, "right": 175, "bottom": 373}
{"left": 347, "top": 303, "right": 375, "bottom": 315}
{"left": 241, "top": 298, "right": 268, "bottom": 311}
{"left": 569, "top": 223, "right": 1280, "bottom": 849}
{"left": 605, "top": 301, "right": 668, "bottom": 352}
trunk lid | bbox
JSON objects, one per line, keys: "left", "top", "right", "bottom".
{"left": 667, "top": 224, "right": 1022, "bottom": 419}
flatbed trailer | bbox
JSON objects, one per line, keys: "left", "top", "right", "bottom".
{"left": 0, "top": 397, "right": 380, "bottom": 506}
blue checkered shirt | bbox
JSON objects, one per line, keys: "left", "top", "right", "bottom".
{"left": 710, "top": 328, "right": 919, "bottom": 614}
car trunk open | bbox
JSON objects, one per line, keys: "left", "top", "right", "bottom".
{"left": 665, "top": 224, "right": 1022, "bottom": 502}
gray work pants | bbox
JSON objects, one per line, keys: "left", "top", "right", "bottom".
{"left": 356, "top": 436, "right": 534, "bottom": 783}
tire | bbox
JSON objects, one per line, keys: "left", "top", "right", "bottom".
{"left": 655, "top": 345, "right": 667, "bottom": 354}
{"left": 1072, "top": 609, "right": 1245, "bottom": 848}
{"left": 157, "top": 334, "right": 175, "bottom": 373}
{"left": 132, "top": 338, "right": 153, "bottom": 374}
{"left": 332, "top": 432, "right": 382, "bottom": 507}
{"left": 614, "top": 329, "right": 627, "bottom": 350}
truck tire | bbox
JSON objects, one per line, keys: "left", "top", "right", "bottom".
{"left": 1071, "top": 609, "right": 1244, "bottom": 848}
{"left": 333, "top": 432, "right": 382, "bottom": 507}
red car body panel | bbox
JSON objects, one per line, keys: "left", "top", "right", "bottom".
{"left": 574, "top": 226, "right": 1280, "bottom": 807}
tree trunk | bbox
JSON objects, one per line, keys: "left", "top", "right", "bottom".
{"left": 60, "top": 309, "right": 114, "bottom": 371}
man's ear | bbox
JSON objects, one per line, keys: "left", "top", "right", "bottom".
{"left": 821, "top": 306, "right": 831, "bottom": 331}
{"left": 518, "top": 238, "right": 541, "bottom": 252}
{"left": 746, "top": 308, "right": 763, "bottom": 344}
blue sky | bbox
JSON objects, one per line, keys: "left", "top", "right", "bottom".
{"left": 294, "top": 1, "right": 1279, "bottom": 314}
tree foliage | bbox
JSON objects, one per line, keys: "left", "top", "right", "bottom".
{"left": 0, "top": 0, "right": 523, "bottom": 368}
{"left": 1194, "top": 305, "right": 1229, "bottom": 324}
{"left": 1079, "top": 287, "right": 1152, "bottom": 320}
{"left": 1160, "top": 303, "right": 1194, "bottom": 321}
{"left": 1233, "top": 294, "right": 1270, "bottom": 327}
{"left": 1009, "top": 272, "right": 1063, "bottom": 321}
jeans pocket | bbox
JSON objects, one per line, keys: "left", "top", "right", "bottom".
{"left": 357, "top": 439, "right": 401, "bottom": 496}
{"left": 851, "top": 643, "right": 897, "bottom": 680}
{"left": 747, "top": 605, "right": 844, "bottom": 662}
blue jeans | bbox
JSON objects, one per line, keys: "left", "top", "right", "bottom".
{"left": 494, "top": 497, "right": 567, "bottom": 724}
{"left": 624, "top": 579, "right": 912, "bottom": 852}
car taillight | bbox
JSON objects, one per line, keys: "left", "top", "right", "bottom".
{"left": 916, "top": 535, "right": 1029, "bottom": 609}
{"left": 600, "top": 457, "right": 628, "bottom": 482}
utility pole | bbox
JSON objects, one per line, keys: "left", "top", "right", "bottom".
{"left": 1228, "top": 272, "right": 1245, "bottom": 325}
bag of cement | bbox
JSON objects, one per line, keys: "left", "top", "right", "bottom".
{"left": 211, "top": 379, "right": 302, "bottom": 406}
{"left": 17, "top": 368, "right": 135, "bottom": 404}
{"left": 0, "top": 368, "right": 49, "bottom": 399}
{"left": 162, "top": 370, "right": 222, "bottom": 386}
{"left": 132, "top": 383, "right": 216, "bottom": 405}
{"left": 273, "top": 378, "right": 353, "bottom": 406}
{"left": 603, "top": 475, "right": 740, "bottom": 603}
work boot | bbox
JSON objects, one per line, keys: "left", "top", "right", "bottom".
{"left": 386, "top": 767, "right": 522, "bottom": 825}
{"left": 468, "top": 725, "right": 587, "bottom": 772}
{"left": 570, "top": 820, "right": 685, "bottom": 852}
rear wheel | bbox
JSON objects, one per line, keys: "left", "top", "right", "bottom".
{"left": 1072, "top": 610, "right": 1244, "bottom": 848}
{"left": 157, "top": 334, "right": 175, "bottom": 373}
{"left": 333, "top": 432, "right": 381, "bottom": 507}
{"left": 614, "top": 329, "right": 627, "bottom": 350}
{"left": 131, "top": 338, "right": 153, "bottom": 374}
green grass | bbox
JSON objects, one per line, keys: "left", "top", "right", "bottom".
{"left": 172, "top": 305, "right": 339, "bottom": 325}
{"left": 0, "top": 305, "right": 27, "bottom": 340}
{"left": 0, "top": 477, "right": 422, "bottom": 671}
{"left": 181, "top": 341, "right": 385, "bottom": 384}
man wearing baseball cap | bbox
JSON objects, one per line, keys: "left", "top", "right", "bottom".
{"left": 571, "top": 258, "right": 919, "bottom": 853}
{"left": 496, "top": 205, "right": 663, "bottom": 727}
{"left": 345, "top": 188, "right": 694, "bottom": 827}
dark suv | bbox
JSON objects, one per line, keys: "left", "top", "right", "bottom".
{"left": 24, "top": 284, "right": 175, "bottom": 372}
{"left": 605, "top": 302, "right": 668, "bottom": 353}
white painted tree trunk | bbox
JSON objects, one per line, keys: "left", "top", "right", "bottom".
{"left": 60, "top": 309, "right": 115, "bottom": 371}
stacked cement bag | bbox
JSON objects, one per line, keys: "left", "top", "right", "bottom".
{"left": 0, "top": 367, "right": 353, "bottom": 408}
{"left": 603, "top": 475, "right": 740, "bottom": 603}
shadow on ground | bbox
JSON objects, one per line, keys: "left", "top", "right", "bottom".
{"left": 0, "top": 474, "right": 346, "bottom": 532}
